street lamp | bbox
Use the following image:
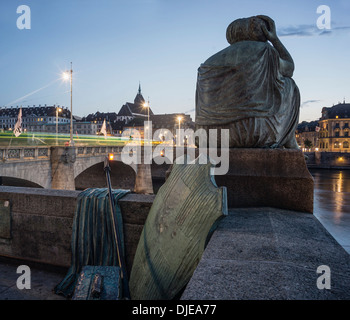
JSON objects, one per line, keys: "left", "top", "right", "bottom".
{"left": 143, "top": 100, "right": 150, "bottom": 123}
{"left": 63, "top": 62, "right": 73, "bottom": 146}
{"left": 143, "top": 100, "right": 150, "bottom": 143}
{"left": 176, "top": 116, "right": 183, "bottom": 146}
{"left": 177, "top": 115, "right": 183, "bottom": 131}
{"left": 56, "top": 105, "right": 62, "bottom": 145}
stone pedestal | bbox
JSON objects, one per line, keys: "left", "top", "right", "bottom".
{"left": 214, "top": 149, "right": 314, "bottom": 213}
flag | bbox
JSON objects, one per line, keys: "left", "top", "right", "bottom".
{"left": 315, "top": 126, "right": 320, "bottom": 132}
{"left": 100, "top": 119, "right": 107, "bottom": 138}
{"left": 14, "top": 108, "right": 22, "bottom": 137}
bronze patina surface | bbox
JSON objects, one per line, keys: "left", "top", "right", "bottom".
{"left": 129, "top": 155, "right": 227, "bottom": 300}
{"left": 195, "top": 16, "right": 300, "bottom": 149}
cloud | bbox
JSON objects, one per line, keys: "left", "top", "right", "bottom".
{"left": 301, "top": 100, "right": 321, "bottom": 108}
{"left": 277, "top": 23, "right": 350, "bottom": 38}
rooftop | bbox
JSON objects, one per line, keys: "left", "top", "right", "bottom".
{"left": 321, "top": 102, "right": 350, "bottom": 120}
{"left": 0, "top": 106, "right": 70, "bottom": 118}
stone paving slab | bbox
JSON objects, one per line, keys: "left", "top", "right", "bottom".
{"left": 181, "top": 207, "right": 350, "bottom": 300}
{"left": 0, "top": 258, "right": 67, "bottom": 300}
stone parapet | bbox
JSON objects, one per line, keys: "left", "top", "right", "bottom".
{"left": 0, "top": 186, "right": 153, "bottom": 276}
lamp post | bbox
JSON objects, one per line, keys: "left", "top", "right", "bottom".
{"left": 143, "top": 100, "right": 150, "bottom": 123}
{"left": 56, "top": 105, "right": 62, "bottom": 145}
{"left": 143, "top": 100, "right": 150, "bottom": 143}
{"left": 177, "top": 115, "right": 183, "bottom": 131}
{"left": 63, "top": 62, "right": 73, "bottom": 146}
{"left": 177, "top": 116, "right": 183, "bottom": 146}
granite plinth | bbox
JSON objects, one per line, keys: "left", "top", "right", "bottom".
{"left": 215, "top": 148, "right": 314, "bottom": 213}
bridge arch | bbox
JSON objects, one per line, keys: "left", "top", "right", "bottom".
{"left": 73, "top": 152, "right": 137, "bottom": 179}
{"left": 75, "top": 160, "right": 136, "bottom": 191}
{"left": 0, "top": 176, "right": 44, "bottom": 188}
{"left": 0, "top": 161, "right": 50, "bottom": 188}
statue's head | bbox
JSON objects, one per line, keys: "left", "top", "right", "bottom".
{"left": 226, "top": 16, "right": 268, "bottom": 44}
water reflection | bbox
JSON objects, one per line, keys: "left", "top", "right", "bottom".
{"left": 310, "top": 169, "right": 350, "bottom": 254}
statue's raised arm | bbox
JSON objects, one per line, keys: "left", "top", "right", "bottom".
{"left": 195, "top": 15, "right": 300, "bottom": 149}
{"left": 258, "top": 15, "right": 294, "bottom": 78}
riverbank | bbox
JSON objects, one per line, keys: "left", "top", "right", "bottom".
{"left": 308, "top": 164, "right": 350, "bottom": 170}
{"left": 305, "top": 151, "right": 350, "bottom": 170}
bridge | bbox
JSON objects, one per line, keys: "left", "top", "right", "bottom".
{"left": 0, "top": 145, "right": 183, "bottom": 193}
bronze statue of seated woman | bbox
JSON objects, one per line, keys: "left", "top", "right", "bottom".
{"left": 195, "top": 15, "right": 300, "bottom": 149}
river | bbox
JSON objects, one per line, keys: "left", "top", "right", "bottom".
{"left": 310, "top": 168, "right": 350, "bottom": 254}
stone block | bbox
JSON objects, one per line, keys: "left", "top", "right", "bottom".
{"left": 214, "top": 148, "right": 314, "bottom": 213}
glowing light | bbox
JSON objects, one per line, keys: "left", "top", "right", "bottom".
{"left": 62, "top": 72, "right": 70, "bottom": 81}
{"left": 109, "top": 153, "right": 114, "bottom": 161}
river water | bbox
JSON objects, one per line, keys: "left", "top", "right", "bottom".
{"left": 310, "top": 169, "right": 350, "bottom": 254}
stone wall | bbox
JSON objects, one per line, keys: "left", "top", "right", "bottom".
{"left": 0, "top": 186, "right": 154, "bottom": 276}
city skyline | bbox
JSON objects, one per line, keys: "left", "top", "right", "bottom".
{"left": 0, "top": 0, "right": 350, "bottom": 122}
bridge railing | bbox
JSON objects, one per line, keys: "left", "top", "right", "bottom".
{"left": 0, "top": 146, "right": 125, "bottom": 162}
{"left": 0, "top": 146, "right": 51, "bottom": 162}
{"left": 75, "top": 146, "right": 124, "bottom": 157}
{"left": 1, "top": 145, "right": 194, "bottom": 162}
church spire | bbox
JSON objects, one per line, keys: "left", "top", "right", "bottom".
{"left": 134, "top": 82, "right": 145, "bottom": 105}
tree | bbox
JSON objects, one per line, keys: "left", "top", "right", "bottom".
{"left": 304, "top": 139, "right": 313, "bottom": 149}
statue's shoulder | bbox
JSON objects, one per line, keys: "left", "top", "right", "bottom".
{"left": 203, "top": 41, "right": 273, "bottom": 66}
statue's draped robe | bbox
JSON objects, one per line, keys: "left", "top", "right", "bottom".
{"left": 195, "top": 40, "right": 300, "bottom": 148}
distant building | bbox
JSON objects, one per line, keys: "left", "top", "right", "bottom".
{"left": 296, "top": 120, "right": 320, "bottom": 151}
{"left": 81, "top": 111, "right": 116, "bottom": 135}
{"left": 0, "top": 105, "right": 71, "bottom": 131}
{"left": 116, "top": 84, "right": 154, "bottom": 124}
{"left": 318, "top": 102, "right": 350, "bottom": 152}
{"left": 42, "top": 122, "right": 99, "bottom": 136}
{"left": 0, "top": 105, "right": 102, "bottom": 136}
{"left": 295, "top": 101, "right": 350, "bottom": 153}
{"left": 123, "top": 113, "right": 194, "bottom": 140}
{"left": 150, "top": 114, "right": 194, "bottom": 135}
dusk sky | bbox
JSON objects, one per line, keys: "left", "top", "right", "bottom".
{"left": 0, "top": 0, "right": 349, "bottom": 122}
